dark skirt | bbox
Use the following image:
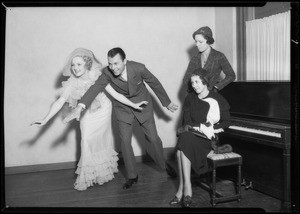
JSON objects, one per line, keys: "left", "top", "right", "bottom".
{"left": 176, "top": 132, "right": 212, "bottom": 175}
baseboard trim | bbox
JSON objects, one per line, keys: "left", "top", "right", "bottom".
{"left": 5, "top": 161, "right": 78, "bottom": 175}
{"left": 5, "top": 147, "right": 176, "bottom": 175}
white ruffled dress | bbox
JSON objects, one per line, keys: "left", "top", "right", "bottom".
{"left": 60, "top": 72, "right": 119, "bottom": 191}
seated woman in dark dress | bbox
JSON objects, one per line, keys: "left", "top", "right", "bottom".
{"left": 169, "top": 67, "right": 231, "bottom": 207}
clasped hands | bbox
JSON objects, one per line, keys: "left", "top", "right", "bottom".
{"left": 193, "top": 124, "right": 224, "bottom": 140}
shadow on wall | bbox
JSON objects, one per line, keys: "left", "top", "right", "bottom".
{"left": 20, "top": 106, "right": 82, "bottom": 160}
{"left": 20, "top": 72, "right": 82, "bottom": 160}
{"left": 55, "top": 72, "right": 69, "bottom": 89}
{"left": 175, "top": 44, "right": 199, "bottom": 132}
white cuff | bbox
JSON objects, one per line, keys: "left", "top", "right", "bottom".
{"left": 78, "top": 103, "right": 86, "bottom": 110}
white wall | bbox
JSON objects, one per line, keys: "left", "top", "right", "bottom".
{"left": 215, "top": 7, "right": 237, "bottom": 79}
{"left": 4, "top": 7, "right": 235, "bottom": 167}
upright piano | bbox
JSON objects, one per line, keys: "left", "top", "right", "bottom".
{"left": 219, "top": 81, "right": 291, "bottom": 211}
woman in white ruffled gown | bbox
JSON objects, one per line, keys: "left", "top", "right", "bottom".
{"left": 31, "top": 48, "right": 147, "bottom": 191}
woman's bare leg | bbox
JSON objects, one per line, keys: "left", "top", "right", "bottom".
{"left": 175, "top": 150, "right": 184, "bottom": 199}
{"left": 181, "top": 152, "right": 192, "bottom": 197}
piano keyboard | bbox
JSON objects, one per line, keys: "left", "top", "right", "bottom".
{"left": 228, "top": 125, "right": 282, "bottom": 138}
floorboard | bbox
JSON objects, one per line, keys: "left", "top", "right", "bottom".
{"left": 4, "top": 160, "right": 282, "bottom": 212}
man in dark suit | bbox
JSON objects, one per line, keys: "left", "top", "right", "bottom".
{"left": 64, "top": 47, "right": 178, "bottom": 189}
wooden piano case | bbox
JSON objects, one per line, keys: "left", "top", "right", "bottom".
{"left": 219, "top": 132, "right": 290, "bottom": 207}
{"left": 218, "top": 81, "right": 292, "bottom": 212}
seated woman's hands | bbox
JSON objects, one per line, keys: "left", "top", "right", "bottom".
{"left": 192, "top": 126, "right": 224, "bottom": 138}
{"left": 198, "top": 125, "right": 224, "bottom": 140}
{"left": 199, "top": 123, "right": 215, "bottom": 139}
{"left": 214, "top": 128, "right": 224, "bottom": 134}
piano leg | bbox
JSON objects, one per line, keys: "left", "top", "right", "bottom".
{"left": 281, "top": 147, "right": 291, "bottom": 212}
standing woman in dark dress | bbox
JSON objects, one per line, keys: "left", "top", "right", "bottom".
{"left": 169, "top": 68, "right": 231, "bottom": 207}
{"left": 182, "top": 26, "right": 236, "bottom": 94}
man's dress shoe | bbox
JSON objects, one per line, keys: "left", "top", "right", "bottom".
{"left": 122, "top": 176, "right": 138, "bottom": 189}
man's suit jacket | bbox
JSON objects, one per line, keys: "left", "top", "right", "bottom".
{"left": 80, "top": 60, "right": 171, "bottom": 124}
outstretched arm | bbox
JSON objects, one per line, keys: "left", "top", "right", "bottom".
{"left": 105, "top": 84, "right": 148, "bottom": 110}
{"left": 140, "top": 65, "right": 178, "bottom": 112}
{"left": 31, "top": 97, "right": 66, "bottom": 127}
{"left": 63, "top": 84, "right": 148, "bottom": 124}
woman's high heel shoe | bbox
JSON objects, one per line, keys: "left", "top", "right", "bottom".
{"left": 182, "top": 195, "right": 192, "bottom": 207}
{"left": 169, "top": 196, "right": 182, "bottom": 206}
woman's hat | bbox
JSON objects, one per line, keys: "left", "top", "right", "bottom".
{"left": 192, "top": 26, "right": 213, "bottom": 40}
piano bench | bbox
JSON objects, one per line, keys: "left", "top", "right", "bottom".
{"left": 204, "top": 151, "right": 243, "bottom": 207}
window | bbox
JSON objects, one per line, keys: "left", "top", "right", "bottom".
{"left": 236, "top": 2, "right": 291, "bottom": 81}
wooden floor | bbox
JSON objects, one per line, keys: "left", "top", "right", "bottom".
{"left": 5, "top": 160, "right": 282, "bottom": 212}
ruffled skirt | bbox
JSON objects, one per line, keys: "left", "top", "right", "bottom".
{"left": 74, "top": 149, "right": 119, "bottom": 191}
{"left": 74, "top": 96, "right": 118, "bottom": 191}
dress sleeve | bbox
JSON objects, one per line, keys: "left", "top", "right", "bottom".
{"left": 60, "top": 77, "right": 78, "bottom": 108}
{"left": 182, "top": 94, "right": 195, "bottom": 126}
{"left": 60, "top": 84, "right": 72, "bottom": 100}
{"left": 215, "top": 53, "right": 236, "bottom": 90}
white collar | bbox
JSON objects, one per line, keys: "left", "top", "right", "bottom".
{"left": 120, "top": 66, "right": 128, "bottom": 81}
{"left": 202, "top": 46, "right": 211, "bottom": 59}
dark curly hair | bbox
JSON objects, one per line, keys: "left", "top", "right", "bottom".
{"left": 186, "top": 67, "right": 209, "bottom": 92}
{"left": 202, "top": 34, "right": 215, "bottom": 45}
{"left": 191, "top": 67, "right": 209, "bottom": 85}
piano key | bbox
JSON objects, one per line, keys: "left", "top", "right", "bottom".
{"left": 228, "top": 125, "right": 282, "bottom": 138}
